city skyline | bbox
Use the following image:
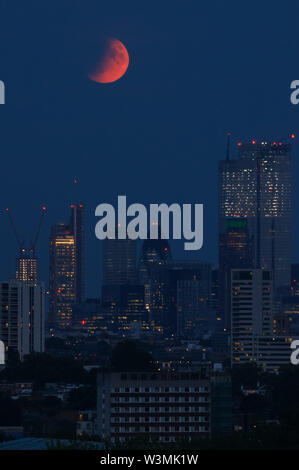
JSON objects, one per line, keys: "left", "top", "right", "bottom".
{"left": 1, "top": 0, "right": 299, "bottom": 453}
{"left": 1, "top": 1, "right": 299, "bottom": 297}
{"left": 1, "top": 135, "right": 298, "bottom": 299}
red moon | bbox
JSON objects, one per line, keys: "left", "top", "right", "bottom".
{"left": 88, "top": 37, "right": 129, "bottom": 84}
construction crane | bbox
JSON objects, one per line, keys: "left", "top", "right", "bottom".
{"left": 29, "top": 205, "right": 47, "bottom": 256}
{"left": 5, "top": 206, "right": 47, "bottom": 257}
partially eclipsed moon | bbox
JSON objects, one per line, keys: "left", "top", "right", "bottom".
{"left": 88, "top": 37, "right": 129, "bottom": 84}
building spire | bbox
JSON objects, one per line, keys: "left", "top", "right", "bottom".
{"left": 226, "top": 132, "right": 231, "bottom": 161}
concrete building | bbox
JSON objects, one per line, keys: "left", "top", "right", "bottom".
{"left": 97, "top": 371, "right": 211, "bottom": 443}
{"left": 0, "top": 280, "right": 45, "bottom": 360}
{"left": 231, "top": 269, "right": 294, "bottom": 371}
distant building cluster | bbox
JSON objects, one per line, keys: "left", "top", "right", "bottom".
{"left": 1, "top": 136, "right": 299, "bottom": 445}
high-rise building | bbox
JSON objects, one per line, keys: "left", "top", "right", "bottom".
{"left": 219, "top": 140, "right": 292, "bottom": 288}
{"left": 16, "top": 253, "right": 38, "bottom": 282}
{"left": 102, "top": 236, "right": 137, "bottom": 308}
{"left": 219, "top": 217, "right": 253, "bottom": 327}
{"left": 102, "top": 284, "right": 146, "bottom": 333}
{"left": 0, "top": 280, "right": 45, "bottom": 360}
{"left": 70, "top": 204, "right": 84, "bottom": 304}
{"left": 103, "top": 238, "right": 137, "bottom": 287}
{"left": 291, "top": 263, "right": 299, "bottom": 297}
{"left": 49, "top": 204, "right": 84, "bottom": 328}
{"left": 138, "top": 237, "right": 172, "bottom": 285}
{"left": 138, "top": 236, "right": 172, "bottom": 332}
{"left": 231, "top": 269, "right": 293, "bottom": 371}
{"left": 219, "top": 139, "right": 292, "bottom": 325}
{"left": 169, "top": 261, "right": 212, "bottom": 338}
{"left": 276, "top": 264, "right": 299, "bottom": 336}
{"left": 6, "top": 206, "right": 46, "bottom": 284}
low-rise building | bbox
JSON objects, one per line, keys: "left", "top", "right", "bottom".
{"left": 97, "top": 370, "right": 211, "bottom": 443}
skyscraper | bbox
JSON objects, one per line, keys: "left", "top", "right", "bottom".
{"left": 103, "top": 238, "right": 137, "bottom": 287}
{"left": 102, "top": 236, "right": 137, "bottom": 307}
{"left": 5, "top": 206, "right": 46, "bottom": 283}
{"left": 139, "top": 236, "right": 171, "bottom": 313}
{"left": 219, "top": 217, "right": 254, "bottom": 327}
{"left": 219, "top": 139, "right": 292, "bottom": 326}
{"left": 138, "top": 237, "right": 172, "bottom": 332}
{"left": 16, "top": 252, "right": 38, "bottom": 282}
{"left": 0, "top": 280, "right": 45, "bottom": 360}
{"left": 231, "top": 269, "right": 292, "bottom": 372}
{"left": 169, "top": 261, "right": 212, "bottom": 338}
{"left": 49, "top": 204, "right": 84, "bottom": 328}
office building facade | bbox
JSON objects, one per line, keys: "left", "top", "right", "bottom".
{"left": 219, "top": 141, "right": 292, "bottom": 289}
{"left": 97, "top": 371, "right": 211, "bottom": 443}
{"left": 219, "top": 140, "right": 292, "bottom": 326}
{"left": 169, "top": 261, "right": 212, "bottom": 338}
{"left": 0, "top": 280, "right": 45, "bottom": 360}
{"left": 231, "top": 268, "right": 293, "bottom": 371}
{"left": 16, "top": 254, "right": 38, "bottom": 282}
{"left": 49, "top": 204, "right": 84, "bottom": 327}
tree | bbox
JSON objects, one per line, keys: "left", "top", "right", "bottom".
{"left": 110, "top": 340, "right": 156, "bottom": 372}
{"left": 0, "top": 352, "right": 89, "bottom": 386}
{"left": 67, "top": 386, "right": 96, "bottom": 410}
{"left": 0, "top": 393, "right": 22, "bottom": 426}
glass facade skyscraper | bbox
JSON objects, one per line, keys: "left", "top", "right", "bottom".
{"left": 49, "top": 204, "right": 84, "bottom": 328}
{"left": 219, "top": 140, "right": 292, "bottom": 294}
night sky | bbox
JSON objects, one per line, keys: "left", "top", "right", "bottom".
{"left": 0, "top": 0, "right": 299, "bottom": 296}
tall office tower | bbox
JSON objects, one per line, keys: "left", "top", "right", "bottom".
{"left": 169, "top": 261, "right": 212, "bottom": 338}
{"left": 138, "top": 237, "right": 172, "bottom": 284}
{"left": 138, "top": 236, "right": 171, "bottom": 314}
{"left": 103, "top": 238, "right": 137, "bottom": 286}
{"left": 138, "top": 237, "right": 172, "bottom": 332}
{"left": 0, "top": 280, "right": 45, "bottom": 361}
{"left": 275, "top": 263, "right": 299, "bottom": 336}
{"left": 70, "top": 204, "right": 84, "bottom": 304}
{"left": 219, "top": 139, "right": 292, "bottom": 325}
{"left": 211, "top": 269, "right": 219, "bottom": 315}
{"left": 16, "top": 253, "right": 38, "bottom": 282}
{"left": 102, "top": 236, "right": 137, "bottom": 307}
{"left": 49, "top": 204, "right": 84, "bottom": 328}
{"left": 6, "top": 206, "right": 46, "bottom": 283}
{"left": 291, "top": 264, "right": 299, "bottom": 296}
{"left": 219, "top": 217, "right": 254, "bottom": 328}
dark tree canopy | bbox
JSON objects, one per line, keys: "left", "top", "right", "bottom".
{"left": 110, "top": 340, "right": 156, "bottom": 372}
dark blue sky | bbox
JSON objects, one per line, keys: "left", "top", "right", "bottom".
{"left": 0, "top": 0, "right": 299, "bottom": 296}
